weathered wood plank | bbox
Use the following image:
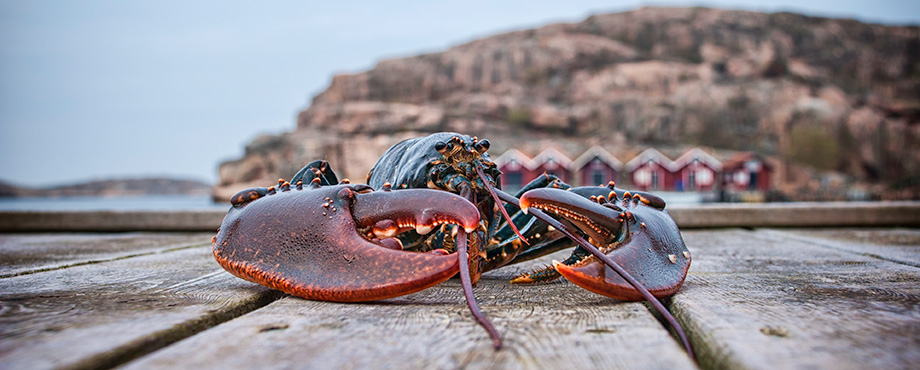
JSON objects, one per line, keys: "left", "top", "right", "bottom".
{"left": 765, "top": 228, "right": 920, "bottom": 267}
{"left": 0, "top": 210, "right": 226, "bottom": 232}
{"left": 0, "top": 232, "right": 213, "bottom": 277}
{"left": 1, "top": 201, "right": 917, "bottom": 232}
{"left": 0, "top": 245, "right": 280, "bottom": 370}
{"left": 668, "top": 201, "right": 920, "bottom": 228}
{"left": 123, "top": 250, "right": 696, "bottom": 370}
{"left": 672, "top": 229, "right": 920, "bottom": 370}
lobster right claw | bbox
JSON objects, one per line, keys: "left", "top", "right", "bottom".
{"left": 520, "top": 187, "right": 691, "bottom": 301}
{"left": 213, "top": 183, "right": 480, "bottom": 302}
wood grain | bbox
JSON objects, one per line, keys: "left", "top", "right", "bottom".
{"left": 2, "top": 227, "right": 918, "bottom": 369}
{"left": 0, "top": 245, "right": 280, "bottom": 370}
{"left": 668, "top": 201, "right": 920, "bottom": 228}
{"left": 766, "top": 228, "right": 920, "bottom": 267}
{"left": 123, "top": 249, "right": 696, "bottom": 370}
{"left": 672, "top": 229, "right": 920, "bottom": 369}
{"left": 0, "top": 210, "right": 226, "bottom": 232}
{"left": 0, "top": 232, "right": 214, "bottom": 277}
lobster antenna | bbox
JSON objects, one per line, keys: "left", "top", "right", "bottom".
{"left": 475, "top": 165, "right": 529, "bottom": 245}
{"left": 458, "top": 184, "right": 502, "bottom": 350}
{"left": 492, "top": 189, "right": 695, "bottom": 359}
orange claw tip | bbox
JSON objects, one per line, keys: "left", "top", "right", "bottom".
{"left": 509, "top": 274, "right": 534, "bottom": 284}
{"left": 552, "top": 245, "right": 689, "bottom": 302}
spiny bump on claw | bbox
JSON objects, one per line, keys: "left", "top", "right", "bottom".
{"left": 280, "top": 182, "right": 291, "bottom": 191}
{"left": 596, "top": 195, "right": 607, "bottom": 204}
{"left": 382, "top": 182, "right": 392, "bottom": 191}
{"left": 607, "top": 181, "right": 616, "bottom": 189}
{"left": 296, "top": 181, "right": 303, "bottom": 190}
{"left": 309, "top": 177, "right": 322, "bottom": 189}
{"left": 340, "top": 178, "right": 351, "bottom": 184}
{"left": 622, "top": 191, "right": 631, "bottom": 200}
{"left": 608, "top": 191, "right": 617, "bottom": 201}
{"left": 267, "top": 186, "right": 276, "bottom": 195}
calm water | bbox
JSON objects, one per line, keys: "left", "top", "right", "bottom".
{"left": 0, "top": 195, "right": 229, "bottom": 211}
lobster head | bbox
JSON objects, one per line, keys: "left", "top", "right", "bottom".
{"left": 519, "top": 186, "right": 691, "bottom": 301}
{"left": 213, "top": 183, "right": 480, "bottom": 302}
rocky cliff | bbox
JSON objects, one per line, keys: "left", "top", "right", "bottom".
{"left": 215, "top": 7, "right": 920, "bottom": 201}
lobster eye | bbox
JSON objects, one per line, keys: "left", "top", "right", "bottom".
{"left": 475, "top": 139, "right": 490, "bottom": 153}
{"left": 434, "top": 141, "right": 447, "bottom": 153}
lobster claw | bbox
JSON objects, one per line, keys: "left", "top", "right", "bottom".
{"left": 519, "top": 188, "right": 690, "bottom": 301}
{"left": 213, "top": 184, "right": 480, "bottom": 302}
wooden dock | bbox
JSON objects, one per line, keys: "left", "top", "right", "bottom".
{"left": 1, "top": 202, "right": 918, "bottom": 369}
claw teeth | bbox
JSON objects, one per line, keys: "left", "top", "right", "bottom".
{"left": 416, "top": 224, "right": 434, "bottom": 235}
{"left": 373, "top": 228, "right": 397, "bottom": 239}
{"left": 464, "top": 226, "right": 476, "bottom": 233}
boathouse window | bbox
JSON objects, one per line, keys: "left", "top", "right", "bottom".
{"left": 505, "top": 173, "right": 522, "bottom": 190}
{"left": 592, "top": 170, "right": 604, "bottom": 186}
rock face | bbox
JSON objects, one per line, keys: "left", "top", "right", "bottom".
{"left": 215, "top": 7, "right": 920, "bottom": 201}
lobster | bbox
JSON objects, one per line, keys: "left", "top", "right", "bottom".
{"left": 212, "top": 132, "right": 693, "bottom": 356}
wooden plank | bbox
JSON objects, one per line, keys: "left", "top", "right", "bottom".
{"left": 668, "top": 201, "right": 920, "bottom": 228}
{"left": 765, "top": 228, "right": 920, "bottom": 267}
{"left": 123, "top": 250, "right": 697, "bottom": 370}
{"left": 671, "top": 229, "right": 920, "bottom": 369}
{"left": 0, "top": 245, "right": 280, "bottom": 370}
{"left": 0, "top": 232, "right": 214, "bottom": 277}
{"left": 0, "top": 210, "right": 226, "bottom": 232}
{"left": 1, "top": 201, "right": 918, "bottom": 232}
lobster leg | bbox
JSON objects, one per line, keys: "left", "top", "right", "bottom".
{"left": 290, "top": 159, "right": 338, "bottom": 185}
{"left": 494, "top": 188, "right": 695, "bottom": 359}
{"left": 458, "top": 184, "right": 502, "bottom": 350}
{"left": 479, "top": 173, "right": 574, "bottom": 271}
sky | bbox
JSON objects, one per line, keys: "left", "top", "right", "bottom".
{"left": 1, "top": 1, "right": 918, "bottom": 187}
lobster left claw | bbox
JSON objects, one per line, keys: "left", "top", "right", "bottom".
{"left": 519, "top": 187, "right": 690, "bottom": 301}
{"left": 213, "top": 184, "right": 480, "bottom": 302}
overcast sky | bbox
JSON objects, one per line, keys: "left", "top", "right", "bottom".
{"left": 1, "top": 1, "right": 917, "bottom": 187}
